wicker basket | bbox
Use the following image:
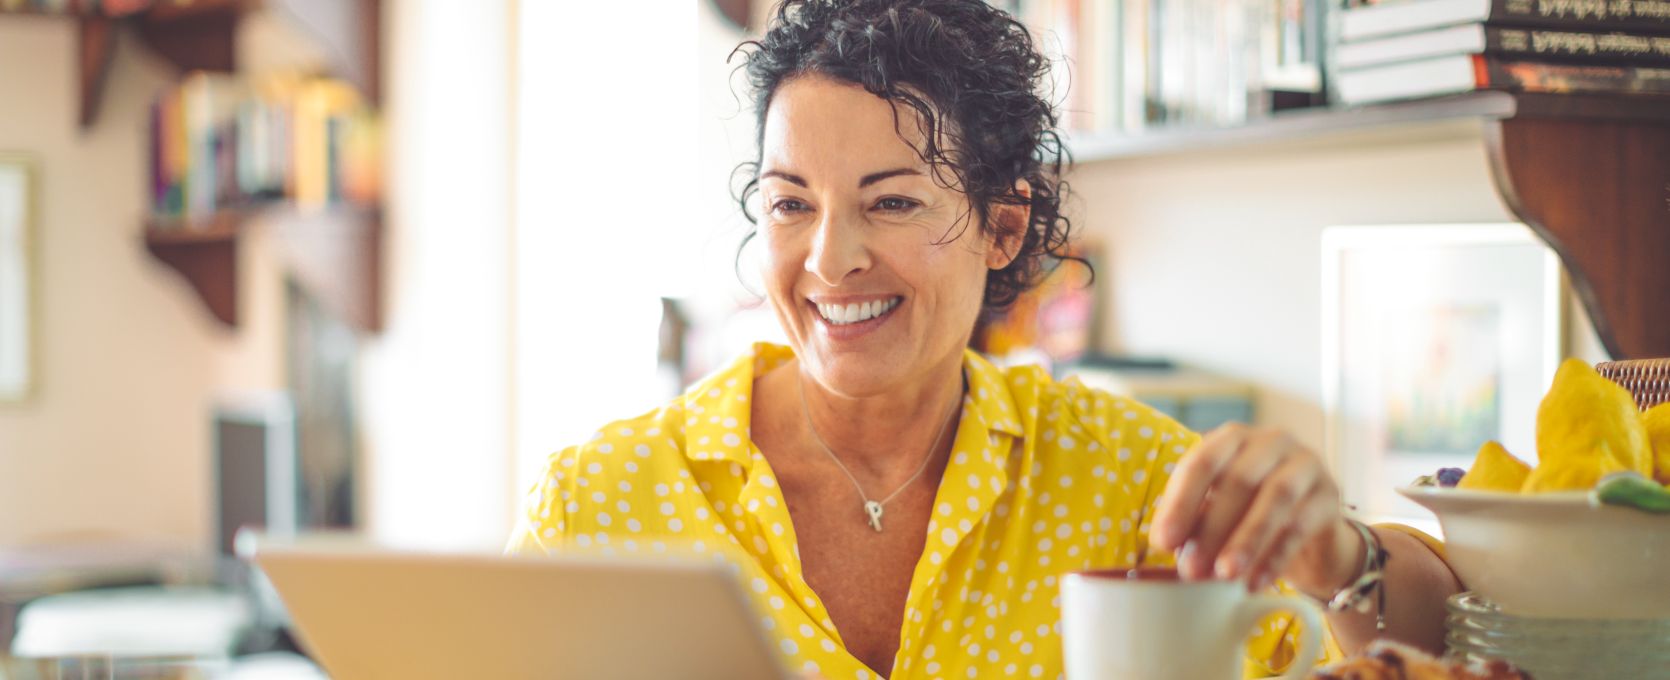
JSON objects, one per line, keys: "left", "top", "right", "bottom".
{"left": 1596, "top": 358, "right": 1670, "bottom": 410}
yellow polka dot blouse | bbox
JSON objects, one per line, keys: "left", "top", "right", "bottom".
{"left": 507, "top": 343, "right": 1336, "bottom": 678}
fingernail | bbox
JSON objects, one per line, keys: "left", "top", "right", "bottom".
{"left": 1215, "top": 554, "right": 1245, "bottom": 579}
{"left": 1177, "top": 541, "right": 1198, "bottom": 579}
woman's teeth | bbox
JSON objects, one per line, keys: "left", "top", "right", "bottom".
{"left": 816, "top": 297, "right": 901, "bottom": 325}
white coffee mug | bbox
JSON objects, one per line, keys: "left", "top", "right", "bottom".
{"left": 1060, "top": 568, "right": 1324, "bottom": 680}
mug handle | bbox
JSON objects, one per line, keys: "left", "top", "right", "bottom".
{"left": 1235, "top": 594, "right": 1325, "bottom": 680}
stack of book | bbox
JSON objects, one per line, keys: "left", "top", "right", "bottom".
{"left": 0, "top": 0, "right": 183, "bottom": 15}
{"left": 149, "top": 72, "right": 382, "bottom": 225}
{"left": 994, "top": 0, "right": 1327, "bottom": 136}
{"left": 1334, "top": 0, "right": 1670, "bottom": 106}
{"left": 0, "top": 0, "right": 71, "bottom": 11}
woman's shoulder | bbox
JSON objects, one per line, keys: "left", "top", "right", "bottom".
{"left": 988, "top": 359, "right": 1197, "bottom": 452}
{"left": 530, "top": 403, "right": 689, "bottom": 495}
{"left": 533, "top": 346, "right": 767, "bottom": 482}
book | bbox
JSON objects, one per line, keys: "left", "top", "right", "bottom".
{"left": 102, "top": 0, "right": 155, "bottom": 16}
{"left": 1009, "top": 0, "right": 1329, "bottom": 134}
{"left": 180, "top": 72, "right": 244, "bottom": 221}
{"left": 1336, "top": 52, "right": 1670, "bottom": 104}
{"left": 1082, "top": 0, "right": 1121, "bottom": 132}
{"left": 1341, "top": 0, "right": 1670, "bottom": 42}
{"left": 149, "top": 99, "right": 166, "bottom": 218}
{"left": 148, "top": 73, "right": 379, "bottom": 221}
{"left": 1337, "top": 23, "right": 1670, "bottom": 69}
{"left": 1119, "top": 0, "right": 1149, "bottom": 129}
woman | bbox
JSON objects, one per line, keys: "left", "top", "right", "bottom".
{"left": 508, "top": 1, "right": 1462, "bottom": 677}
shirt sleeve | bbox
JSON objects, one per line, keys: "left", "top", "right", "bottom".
{"left": 503, "top": 445, "right": 581, "bottom": 556}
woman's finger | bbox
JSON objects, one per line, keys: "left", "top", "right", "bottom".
{"left": 1214, "top": 452, "right": 1319, "bottom": 580}
{"left": 1246, "top": 487, "right": 1338, "bottom": 591}
{"left": 1176, "top": 429, "right": 1290, "bottom": 580}
{"left": 1150, "top": 423, "right": 1248, "bottom": 552}
{"left": 1245, "top": 524, "right": 1303, "bottom": 592}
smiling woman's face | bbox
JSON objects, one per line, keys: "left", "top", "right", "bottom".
{"left": 756, "top": 74, "right": 1015, "bottom": 398}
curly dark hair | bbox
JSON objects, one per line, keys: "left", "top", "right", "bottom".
{"left": 730, "top": 0, "right": 1083, "bottom": 314}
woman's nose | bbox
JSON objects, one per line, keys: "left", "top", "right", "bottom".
{"left": 804, "top": 210, "right": 870, "bottom": 286}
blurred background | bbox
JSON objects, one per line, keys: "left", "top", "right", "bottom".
{"left": 3, "top": 0, "right": 1664, "bottom": 675}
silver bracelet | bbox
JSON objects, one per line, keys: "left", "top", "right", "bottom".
{"left": 1319, "top": 518, "right": 1389, "bottom": 632}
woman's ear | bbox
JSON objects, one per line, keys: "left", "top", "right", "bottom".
{"left": 986, "top": 179, "right": 1031, "bottom": 270}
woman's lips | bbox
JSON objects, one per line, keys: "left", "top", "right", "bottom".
{"left": 809, "top": 296, "right": 902, "bottom": 339}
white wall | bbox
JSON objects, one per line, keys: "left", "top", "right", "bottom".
{"left": 359, "top": 0, "right": 514, "bottom": 550}
{"left": 0, "top": 18, "right": 288, "bottom": 547}
{"left": 513, "top": 0, "right": 766, "bottom": 498}
{"left": 1070, "top": 130, "right": 1605, "bottom": 454}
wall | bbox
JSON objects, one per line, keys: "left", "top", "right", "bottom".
{"left": 1071, "top": 128, "right": 1607, "bottom": 456}
{"left": 359, "top": 0, "right": 513, "bottom": 550}
{"left": 0, "top": 18, "right": 287, "bottom": 547}
{"left": 0, "top": 2, "right": 553, "bottom": 553}
{"left": 511, "top": 0, "right": 766, "bottom": 500}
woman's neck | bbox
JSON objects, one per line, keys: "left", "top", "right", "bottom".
{"left": 769, "top": 350, "right": 966, "bottom": 483}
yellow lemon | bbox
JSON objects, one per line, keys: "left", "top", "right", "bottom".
{"left": 1525, "top": 358, "right": 1651, "bottom": 493}
{"left": 1645, "top": 402, "right": 1670, "bottom": 485}
{"left": 1457, "top": 441, "right": 1532, "bottom": 492}
{"left": 1523, "top": 445, "right": 1629, "bottom": 492}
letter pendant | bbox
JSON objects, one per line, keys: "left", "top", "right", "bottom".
{"left": 864, "top": 500, "right": 884, "bottom": 532}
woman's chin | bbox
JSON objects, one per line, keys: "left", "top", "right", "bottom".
{"left": 799, "top": 354, "right": 908, "bottom": 399}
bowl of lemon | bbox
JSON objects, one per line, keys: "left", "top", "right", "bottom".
{"left": 1399, "top": 358, "right": 1670, "bottom": 620}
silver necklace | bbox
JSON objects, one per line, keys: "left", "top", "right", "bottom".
{"left": 797, "top": 376, "right": 960, "bottom": 532}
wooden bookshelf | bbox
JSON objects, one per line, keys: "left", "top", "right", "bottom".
{"left": 1064, "top": 95, "right": 1495, "bottom": 161}
{"left": 143, "top": 211, "right": 240, "bottom": 326}
{"left": 142, "top": 0, "right": 381, "bottom": 333}
{"left": 144, "top": 212, "right": 241, "bottom": 245}
{"left": 1489, "top": 103, "right": 1670, "bottom": 363}
{"left": 1, "top": 0, "right": 380, "bottom": 129}
{"left": 1065, "top": 92, "right": 1670, "bottom": 161}
{"left": 130, "top": 0, "right": 241, "bottom": 94}
{"left": 1067, "top": 92, "right": 1670, "bottom": 361}
{"left": 144, "top": 206, "right": 381, "bottom": 331}
{"left": 4, "top": 2, "right": 385, "bottom": 333}
{"left": 265, "top": 205, "right": 383, "bottom": 332}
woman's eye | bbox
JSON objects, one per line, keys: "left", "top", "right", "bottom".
{"left": 770, "top": 199, "right": 809, "bottom": 216}
{"left": 874, "top": 197, "right": 919, "bottom": 213}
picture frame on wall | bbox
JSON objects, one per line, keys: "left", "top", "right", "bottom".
{"left": 1322, "top": 224, "right": 1563, "bottom": 534}
{"left": 0, "top": 153, "right": 35, "bottom": 403}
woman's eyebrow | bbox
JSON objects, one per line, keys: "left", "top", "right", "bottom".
{"left": 760, "top": 170, "right": 807, "bottom": 187}
{"left": 760, "top": 167, "right": 922, "bottom": 188}
{"left": 859, "top": 168, "right": 922, "bottom": 187}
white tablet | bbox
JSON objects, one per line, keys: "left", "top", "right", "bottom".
{"left": 251, "top": 541, "right": 789, "bottom": 680}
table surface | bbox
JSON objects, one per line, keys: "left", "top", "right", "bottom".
{"left": 1, "top": 653, "right": 325, "bottom": 680}
{"left": 2, "top": 654, "right": 228, "bottom": 679}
